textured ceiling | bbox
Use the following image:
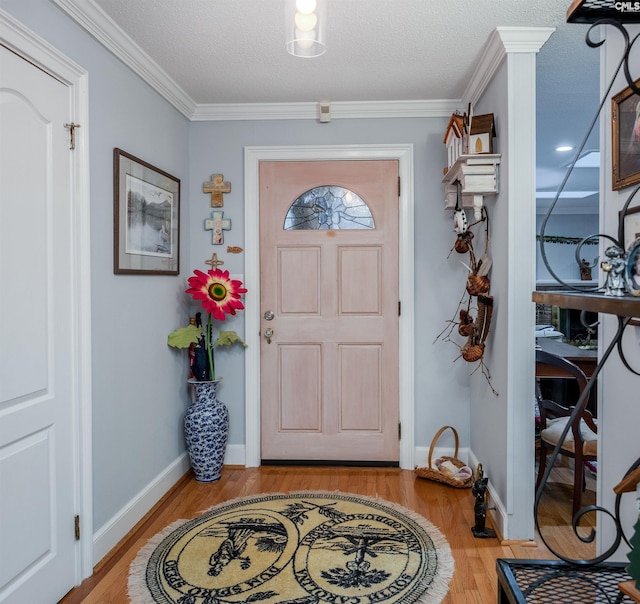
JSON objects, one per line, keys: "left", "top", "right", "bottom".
{"left": 82, "top": 0, "right": 601, "bottom": 207}
{"left": 92, "top": 0, "right": 572, "bottom": 105}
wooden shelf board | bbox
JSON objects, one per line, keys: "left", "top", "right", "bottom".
{"left": 532, "top": 290, "right": 640, "bottom": 318}
{"left": 442, "top": 153, "right": 501, "bottom": 185}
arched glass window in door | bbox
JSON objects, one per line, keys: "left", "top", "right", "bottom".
{"left": 283, "top": 185, "right": 375, "bottom": 230}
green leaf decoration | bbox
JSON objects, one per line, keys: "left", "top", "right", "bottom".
{"left": 167, "top": 324, "right": 203, "bottom": 349}
{"left": 215, "top": 330, "right": 248, "bottom": 348}
{"left": 536, "top": 234, "right": 598, "bottom": 246}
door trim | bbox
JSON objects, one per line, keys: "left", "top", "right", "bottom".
{"left": 1, "top": 9, "right": 94, "bottom": 581}
{"left": 244, "top": 145, "right": 414, "bottom": 469}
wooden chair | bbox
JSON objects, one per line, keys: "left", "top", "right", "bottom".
{"left": 535, "top": 349, "right": 597, "bottom": 517}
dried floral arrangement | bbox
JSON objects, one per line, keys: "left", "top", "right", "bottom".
{"left": 435, "top": 181, "right": 497, "bottom": 395}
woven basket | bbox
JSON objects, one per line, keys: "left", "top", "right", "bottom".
{"left": 414, "top": 426, "right": 474, "bottom": 488}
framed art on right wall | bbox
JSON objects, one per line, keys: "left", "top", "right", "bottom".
{"left": 625, "top": 238, "right": 640, "bottom": 296}
{"left": 621, "top": 204, "right": 640, "bottom": 251}
{"left": 612, "top": 78, "right": 640, "bottom": 190}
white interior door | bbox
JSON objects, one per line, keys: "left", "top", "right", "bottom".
{"left": 259, "top": 160, "right": 399, "bottom": 462}
{"left": 0, "top": 44, "right": 78, "bottom": 603}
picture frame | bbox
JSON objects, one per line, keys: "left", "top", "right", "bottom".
{"left": 625, "top": 238, "right": 640, "bottom": 297}
{"left": 612, "top": 79, "right": 640, "bottom": 190}
{"left": 114, "top": 148, "right": 180, "bottom": 275}
{"left": 620, "top": 204, "right": 640, "bottom": 251}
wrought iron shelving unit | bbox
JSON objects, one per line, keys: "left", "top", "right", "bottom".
{"left": 497, "top": 1, "right": 640, "bottom": 602}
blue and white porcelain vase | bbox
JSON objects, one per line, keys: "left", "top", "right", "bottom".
{"left": 184, "top": 379, "right": 228, "bottom": 482}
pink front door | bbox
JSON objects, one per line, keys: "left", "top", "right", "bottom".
{"left": 259, "top": 160, "right": 399, "bottom": 462}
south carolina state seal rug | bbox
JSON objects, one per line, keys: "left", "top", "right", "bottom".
{"left": 128, "top": 491, "right": 454, "bottom": 604}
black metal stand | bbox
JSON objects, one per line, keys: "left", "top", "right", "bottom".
{"left": 497, "top": 9, "right": 640, "bottom": 601}
{"left": 497, "top": 559, "right": 631, "bottom": 604}
{"left": 471, "top": 470, "right": 497, "bottom": 539}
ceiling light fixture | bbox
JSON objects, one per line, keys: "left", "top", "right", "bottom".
{"left": 556, "top": 145, "right": 574, "bottom": 152}
{"left": 285, "top": 0, "right": 327, "bottom": 58}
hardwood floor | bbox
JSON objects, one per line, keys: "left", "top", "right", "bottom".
{"left": 59, "top": 465, "right": 595, "bottom": 603}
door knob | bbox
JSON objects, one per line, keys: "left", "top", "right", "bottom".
{"left": 264, "top": 310, "right": 275, "bottom": 321}
{"left": 264, "top": 328, "right": 274, "bottom": 344}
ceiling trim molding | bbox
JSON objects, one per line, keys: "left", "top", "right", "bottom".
{"left": 52, "top": 0, "right": 197, "bottom": 118}
{"left": 51, "top": 0, "right": 460, "bottom": 122}
{"left": 191, "top": 99, "right": 460, "bottom": 121}
{"left": 463, "top": 26, "right": 555, "bottom": 106}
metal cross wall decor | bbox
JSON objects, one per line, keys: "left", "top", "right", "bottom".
{"left": 204, "top": 211, "right": 231, "bottom": 245}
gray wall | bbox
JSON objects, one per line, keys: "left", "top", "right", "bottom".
{"left": 468, "top": 59, "right": 511, "bottom": 514}
{"left": 1, "top": 0, "right": 191, "bottom": 530}
{"left": 188, "top": 118, "right": 474, "bottom": 451}
{"left": 4, "top": 0, "right": 559, "bottom": 552}
{"left": 1, "top": 0, "right": 476, "bottom": 543}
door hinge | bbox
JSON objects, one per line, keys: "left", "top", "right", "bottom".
{"left": 397, "top": 176, "right": 401, "bottom": 197}
{"left": 64, "top": 122, "right": 80, "bottom": 150}
{"left": 398, "top": 301, "right": 401, "bottom": 316}
{"left": 398, "top": 422, "right": 402, "bottom": 440}
{"left": 74, "top": 515, "right": 80, "bottom": 540}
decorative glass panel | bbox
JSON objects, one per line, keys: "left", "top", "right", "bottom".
{"left": 283, "top": 185, "right": 375, "bottom": 230}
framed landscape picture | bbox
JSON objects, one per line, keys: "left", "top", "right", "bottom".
{"left": 114, "top": 148, "right": 180, "bottom": 275}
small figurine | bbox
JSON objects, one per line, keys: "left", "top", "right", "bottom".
{"left": 471, "top": 466, "right": 497, "bottom": 539}
{"left": 601, "top": 245, "right": 627, "bottom": 297}
{"left": 579, "top": 258, "right": 593, "bottom": 281}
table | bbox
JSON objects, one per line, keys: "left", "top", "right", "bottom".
{"left": 536, "top": 338, "right": 597, "bottom": 378}
{"left": 536, "top": 337, "right": 599, "bottom": 417}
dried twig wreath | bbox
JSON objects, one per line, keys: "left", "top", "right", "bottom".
{"left": 437, "top": 193, "right": 498, "bottom": 395}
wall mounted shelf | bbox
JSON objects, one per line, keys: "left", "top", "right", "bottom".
{"left": 442, "top": 153, "right": 501, "bottom": 219}
{"left": 532, "top": 290, "right": 640, "bottom": 317}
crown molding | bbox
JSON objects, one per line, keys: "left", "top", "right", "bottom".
{"left": 52, "top": 0, "right": 197, "bottom": 118}
{"left": 191, "top": 99, "right": 460, "bottom": 121}
{"left": 464, "top": 26, "right": 555, "bottom": 106}
{"left": 51, "top": 0, "right": 460, "bottom": 122}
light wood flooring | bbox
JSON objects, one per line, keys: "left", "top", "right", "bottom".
{"left": 59, "top": 464, "right": 597, "bottom": 603}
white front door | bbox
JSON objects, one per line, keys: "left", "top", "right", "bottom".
{"left": 0, "top": 44, "right": 79, "bottom": 603}
{"left": 259, "top": 160, "right": 400, "bottom": 462}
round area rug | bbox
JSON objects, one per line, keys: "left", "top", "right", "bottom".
{"left": 129, "top": 491, "right": 454, "bottom": 604}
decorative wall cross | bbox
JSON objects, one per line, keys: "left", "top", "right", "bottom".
{"left": 205, "top": 252, "right": 224, "bottom": 270}
{"left": 203, "top": 173, "right": 231, "bottom": 208}
{"left": 204, "top": 211, "right": 231, "bottom": 245}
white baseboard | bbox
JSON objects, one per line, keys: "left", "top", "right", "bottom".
{"left": 92, "top": 444, "right": 508, "bottom": 568}
{"left": 92, "top": 452, "right": 191, "bottom": 564}
{"left": 224, "top": 443, "right": 245, "bottom": 466}
{"left": 415, "top": 445, "right": 508, "bottom": 538}
{"left": 91, "top": 445, "right": 246, "bottom": 565}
